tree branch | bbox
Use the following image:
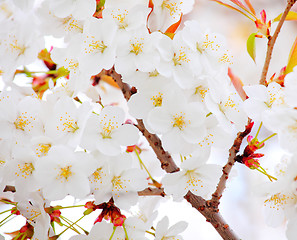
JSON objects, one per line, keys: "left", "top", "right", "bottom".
{"left": 211, "top": 119, "right": 252, "bottom": 208}
{"left": 104, "top": 68, "right": 180, "bottom": 173}
{"left": 138, "top": 187, "right": 165, "bottom": 197}
{"left": 259, "top": 0, "right": 297, "bottom": 85}
{"left": 105, "top": 67, "right": 243, "bottom": 239}
{"left": 185, "top": 191, "right": 240, "bottom": 240}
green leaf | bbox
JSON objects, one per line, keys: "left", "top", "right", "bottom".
{"left": 247, "top": 33, "right": 257, "bottom": 63}
{"left": 285, "top": 37, "right": 297, "bottom": 74}
{"left": 273, "top": 11, "right": 297, "bottom": 22}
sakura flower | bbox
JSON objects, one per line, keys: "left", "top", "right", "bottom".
{"left": 284, "top": 66, "right": 297, "bottom": 108}
{"left": 103, "top": 2, "right": 150, "bottom": 32}
{"left": 263, "top": 108, "right": 297, "bottom": 153}
{"left": 0, "top": 20, "right": 44, "bottom": 75}
{"left": 51, "top": 35, "right": 85, "bottom": 78}
{"left": 196, "top": 114, "right": 233, "bottom": 151}
{"left": 147, "top": 93, "right": 206, "bottom": 154}
{"left": 162, "top": 154, "right": 221, "bottom": 199}
{"left": 182, "top": 20, "right": 232, "bottom": 68}
{"left": 34, "top": 145, "right": 95, "bottom": 201}
{"left": 243, "top": 82, "right": 285, "bottom": 121}
{"left": 260, "top": 156, "right": 297, "bottom": 231}
{"left": 48, "top": 0, "right": 96, "bottom": 20}
{"left": 92, "top": 154, "right": 147, "bottom": 209}
{"left": 205, "top": 88, "right": 248, "bottom": 132}
{"left": 81, "top": 106, "right": 139, "bottom": 156}
{"left": 44, "top": 96, "right": 91, "bottom": 146}
{"left": 115, "top": 30, "right": 160, "bottom": 76}
{"left": 0, "top": 92, "right": 44, "bottom": 142}
{"left": 155, "top": 216, "right": 188, "bottom": 240}
{"left": 127, "top": 77, "right": 175, "bottom": 120}
{"left": 16, "top": 192, "right": 51, "bottom": 240}
{"left": 156, "top": 31, "right": 200, "bottom": 89}
{"left": 2, "top": 146, "right": 40, "bottom": 193}
{"left": 69, "top": 221, "right": 124, "bottom": 240}
{"left": 148, "top": 0, "right": 194, "bottom": 32}
{"left": 79, "top": 17, "right": 118, "bottom": 76}
{"left": 38, "top": 2, "right": 84, "bottom": 39}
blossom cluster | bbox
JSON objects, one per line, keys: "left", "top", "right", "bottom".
{"left": 0, "top": 0, "right": 296, "bottom": 239}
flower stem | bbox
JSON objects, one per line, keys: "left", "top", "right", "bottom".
{"left": 0, "top": 215, "right": 16, "bottom": 227}
{"left": 109, "top": 226, "right": 116, "bottom": 240}
{"left": 59, "top": 219, "right": 81, "bottom": 234}
{"left": 254, "top": 122, "right": 262, "bottom": 140}
{"left": 60, "top": 215, "right": 88, "bottom": 234}
{"left": 58, "top": 215, "right": 86, "bottom": 237}
{"left": 0, "top": 208, "right": 13, "bottom": 215}
{"left": 146, "top": 230, "right": 155, "bottom": 236}
{"left": 20, "top": 232, "right": 27, "bottom": 240}
{"left": 123, "top": 223, "right": 129, "bottom": 240}
{"left": 256, "top": 133, "right": 277, "bottom": 147}
{"left": 55, "top": 205, "right": 85, "bottom": 210}
{"left": 134, "top": 149, "right": 154, "bottom": 182}
{"left": 0, "top": 213, "right": 13, "bottom": 226}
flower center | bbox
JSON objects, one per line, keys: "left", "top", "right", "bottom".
{"left": 57, "top": 166, "right": 73, "bottom": 181}
{"left": 17, "top": 163, "right": 34, "bottom": 178}
{"left": 264, "top": 193, "right": 295, "bottom": 210}
{"left": 100, "top": 117, "right": 118, "bottom": 139}
{"left": 85, "top": 36, "right": 107, "bottom": 54}
{"left": 172, "top": 112, "right": 188, "bottom": 130}
{"left": 172, "top": 48, "right": 190, "bottom": 66}
{"left": 161, "top": 0, "right": 180, "bottom": 16}
{"left": 194, "top": 86, "right": 208, "bottom": 100}
{"left": 219, "top": 52, "right": 232, "bottom": 64}
{"left": 112, "top": 10, "right": 128, "bottom": 29}
{"left": 185, "top": 170, "right": 204, "bottom": 189}
{"left": 35, "top": 143, "right": 51, "bottom": 157}
{"left": 151, "top": 92, "right": 163, "bottom": 107}
{"left": 9, "top": 37, "right": 26, "bottom": 56}
{"left": 112, "top": 176, "right": 127, "bottom": 194}
{"left": 130, "top": 40, "right": 144, "bottom": 55}
{"left": 91, "top": 168, "right": 105, "bottom": 187}
{"left": 57, "top": 114, "right": 79, "bottom": 133}
{"left": 149, "top": 70, "right": 159, "bottom": 77}
{"left": 14, "top": 113, "right": 34, "bottom": 131}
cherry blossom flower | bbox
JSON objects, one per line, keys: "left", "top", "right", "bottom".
{"left": 155, "top": 216, "right": 188, "bottom": 240}
{"left": 91, "top": 154, "right": 147, "bottom": 209}
{"left": 244, "top": 82, "right": 285, "bottom": 121}
{"left": 147, "top": 93, "right": 206, "bottom": 153}
{"left": 69, "top": 221, "right": 123, "bottom": 240}
{"left": 79, "top": 17, "right": 118, "bottom": 76}
{"left": 127, "top": 77, "right": 175, "bottom": 120}
{"left": 182, "top": 20, "right": 232, "bottom": 69}
{"left": 48, "top": 0, "right": 96, "bottom": 20}
{"left": 162, "top": 154, "right": 221, "bottom": 200}
{"left": 0, "top": 92, "right": 44, "bottom": 143}
{"left": 34, "top": 145, "right": 95, "bottom": 200}
{"left": 44, "top": 96, "right": 91, "bottom": 146}
{"left": 81, "top": 106, "right": 139, "bottom": 156}
{"left": 16, "top": 192, "right": 51, "bottom": 240}
{"left": 38, "top": 2, "right": 84, "bottom": 39}
{"left": 115, "top": 30, "right": 160, "bottom": 76}
{"left": 0, "top": 20, "right": 44, "bottom": 75}
{"left": 2, "top": 146, "right": 40, "bottom": 193}
{"left": 284, "top": 66, "right": 297, "bottom": 108}
{"left": 205, "top": 88, "right": 248, "bottom": 132}
{"left": 148, "top": 0, "right": 194, "bottom": 32}
{"left": 103, "top": 2, "right": 149, "bottom": 32}
{"left": 156, "top": 31, "right": 200, "bottom": 89}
